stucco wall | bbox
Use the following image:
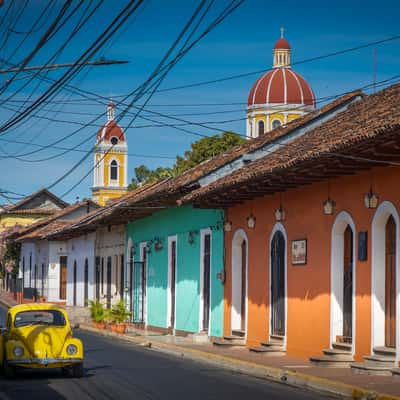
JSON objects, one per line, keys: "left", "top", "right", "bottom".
{"left": 224, "top": 165, "right": 400, "bottom": 360}
{"left": 126, "top": 205, "right": 225, "bottom": 337}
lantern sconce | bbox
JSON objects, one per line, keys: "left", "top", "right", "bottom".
{"left": 188, "top": 230, "right": 198, "bottom": 245}
{"left": 154, "top": 238, "right": 163, "bottom": 251}
{"left": 146, "top": 240, "right": 153, "bottom": 254}
{"left": 323, "top": 197, "right": 336, "bottom": 215}
{"left": 246, "top": 214, "right": 256, "bottom": 229}
{"left": 275, "top": 206, "right": 286, "bottom": 222}
{"left": 364, "top": 188, "right": 379, "bottom": 209}
{"left": 224, "top": 221, "right": 232, "bottom": 232}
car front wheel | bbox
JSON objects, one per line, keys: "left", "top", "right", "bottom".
{"left": 3, "top": 359, "right": 16, "bottom": 379}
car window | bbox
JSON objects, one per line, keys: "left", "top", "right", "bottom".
{"left": 14, "top": 310, "right": 66, "bottom": 328}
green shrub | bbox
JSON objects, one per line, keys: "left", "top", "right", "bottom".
{"left": 110, "top": 300, "right": 131, "bottom": 324}
{"left": 88, "top": 300, "right": 107, "bottom": 323}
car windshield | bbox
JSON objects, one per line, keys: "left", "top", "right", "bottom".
{"left": 14, "top": 310, "right": 66, "bottom": 328}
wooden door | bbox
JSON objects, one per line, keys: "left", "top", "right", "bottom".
{"left": 41, "top": 263, "right": 45, "bottom": 297}
{"left": 271, "top": 231, "right": 285, "bottom": 336}
{"left": 129, "top": 249, "right": 133, "bottom": 316}
{"left": 73, "top": 261, "right": 77, "bottom": 306}
{"left": 120, "top": 254, "right": 124, "bottom": 298}
{"left": 240, "top": 240, "right": 247, "bottom": 331}
{"left": 106, "top": 256, "right": 112, "bottom": 309}
{"left": 385, "top": 216, "right": 396, "bottom": 347}
{"left": 202, "top": 234, "right": 211, "bottom": 331}
{"left": 84, "top": 259, "right": 89, "bottom": 306}
{"left": 59, "top": 256, "right": 67, "bottom": 300}
{"left": 343, "top": 225, "right": 353, "bottom": 341}
{"left": 170, "top": 240, "right": 177, "bottom": 329}
{"left": 95, "top": 257, "right": 100, "bottom": 301}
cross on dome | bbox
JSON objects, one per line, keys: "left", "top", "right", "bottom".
{"left": 107, "top": 100, "right": 115, "bottom": 121}
{"left": 280, "top": 26, "right": 285, "bottom": 38}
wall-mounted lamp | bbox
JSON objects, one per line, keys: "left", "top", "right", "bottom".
{"left": 323, "top": 197, "right": 336, "bottom": 215}
{"left": 154, "top": 238, "right": 163, "bottom": 251}
{"left": 247, "top": 214, "right": 256, "bottom": 229}
{"left": 275, "top": 206, "right": 286, "bottom": 222}
{"left": 364, "top": 188, "right": 379, "bottom": 209}
{"left": 224, "top": 221, "right": 232, "bottom": 232}
{"left": 188, "top": 230, "right": 198, "bottom": 245}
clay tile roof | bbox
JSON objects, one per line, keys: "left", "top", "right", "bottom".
{"left": 5, "top": 188, "right": 68, "bottom": 212}
{"left": 184, "top": 83, "right": 400, "bottom": 206}
{"left": 52, "top": 91, "right": 364, "bottom": 230}
{"left": 11, "top": 200, "right": 98, "bottom": 242}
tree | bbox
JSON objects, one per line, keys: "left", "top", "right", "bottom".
{"left": 128, "top": 131, "right": 244, "bottom": 190}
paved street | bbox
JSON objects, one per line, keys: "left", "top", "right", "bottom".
{"left": 0, "top": 307, "right": 335, "bottom": 400}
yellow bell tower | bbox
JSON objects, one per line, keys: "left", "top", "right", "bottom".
{"left": 92, "top": 102, "right": 128, "bottom": 206}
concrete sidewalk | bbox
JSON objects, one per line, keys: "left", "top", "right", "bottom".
{"left": 0, "top": 291, "right": 399, "bottom": 399}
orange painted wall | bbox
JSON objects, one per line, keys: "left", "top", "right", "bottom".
{"left": 224, "top": 165, "right": 400, "bottom": 360}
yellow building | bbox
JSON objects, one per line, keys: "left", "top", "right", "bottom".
{"left": 0, "top": 188, "right": 68, "bottom": 233}
{"left": 246, "top": 30, "right": 315, "bottom": 138}
{"left": 92, "top": 102, "right": 128, "bottom": 206}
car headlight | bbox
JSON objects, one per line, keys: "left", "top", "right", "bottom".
{"left": 66, "top": 344, "right": 78, "bottom": 355}
{"left": 13, "top": 346, "right": 24, "bottom": 357}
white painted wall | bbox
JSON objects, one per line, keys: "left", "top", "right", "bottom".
{"left": 66, "top": 233, "right": 95, "bottom": 307}
{"left": 48, "top": 241, "right": 68, "bottom": 302}
{"left": 95, "top": 225, "right": 125, "bottom": 306}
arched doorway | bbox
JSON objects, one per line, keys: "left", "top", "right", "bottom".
{"left": 371, "top": 201, "right": 399, "bottom": 352}
{"left": 385, "top": 216, "right": 396, "bottom": 347}
{"left": 231, "top": 229, "right": 248, "bottom": 334}
{"left": 330, "top": 211, "right": 356, "bottom": 349}
{"left": 270, "top": 226, "right": 286, "bottom": 338}
{"left": 343, "top": 226, "right": 354, "bottom": 341}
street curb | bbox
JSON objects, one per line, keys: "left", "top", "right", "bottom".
{"left": 78, "top": 324, "right": 400, "bottom": 400}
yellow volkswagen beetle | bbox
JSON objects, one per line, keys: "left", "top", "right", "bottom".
{"left": 0, "top": 303, "right": 84, "bottom": 378}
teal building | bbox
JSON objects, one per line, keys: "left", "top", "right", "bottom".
{"left": 125, "top": 205, "right": 225, "bottom": 338}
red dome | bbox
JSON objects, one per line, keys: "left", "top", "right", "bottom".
{"left": 96, "top": 120, "right": 126, "bottom": 143}
{"left": 274, "top": 37, "right": 290, "bottom": 50}
{"left": 247, "top": 68, "right": 315, "bottom": 107}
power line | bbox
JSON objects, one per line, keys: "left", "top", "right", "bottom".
{"left": 0, "top": 137, "right": 176, "bottom": 160}
{"left": 0, "top": 59, "right": 128, "bottom": 74}
{"left": 58, "top": 0, "right": 245, "bottom": 198}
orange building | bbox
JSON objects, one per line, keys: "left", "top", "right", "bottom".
{"left": 186, "top": 83, "right": 400, "bottom": 373}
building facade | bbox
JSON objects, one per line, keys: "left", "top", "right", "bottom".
{"left": 125, "top": 205, "right": 225, "bottom": 337}
{"left": 186, "top": 84, "right": 400, "bottom": 371}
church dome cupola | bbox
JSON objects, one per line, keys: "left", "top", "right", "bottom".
{"left": 273, "top": 28, "right": 291, "bottom": 68}
{"left": 245, "top": 29, "right": 315, "bottom": 139}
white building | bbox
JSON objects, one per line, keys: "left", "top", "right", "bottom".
{"left": 17, "top": 200, "right": 99, "bottom": 303}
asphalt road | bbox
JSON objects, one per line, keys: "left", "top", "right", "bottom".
{"left": 0, "top": 307, "right": 335, "bottom": 400}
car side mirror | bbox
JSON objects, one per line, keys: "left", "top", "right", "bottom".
{"left": 0, "top": 327, "right": 7, "bottom": 335}
{"left": 73, "top": 323, "right": 80, "bottom": 330}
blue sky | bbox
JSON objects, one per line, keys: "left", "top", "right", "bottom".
{"left": 0, "top": 0, "right": 399, "bottom": 204}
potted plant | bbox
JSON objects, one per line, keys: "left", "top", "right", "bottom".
{"left": 108, "top": 300, "right": 131, "bottom": 334}
{"left": 89, "top": 300, "right": 107, "bottom": 330}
